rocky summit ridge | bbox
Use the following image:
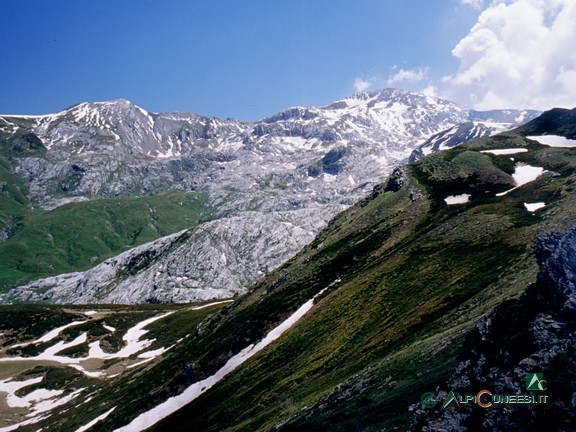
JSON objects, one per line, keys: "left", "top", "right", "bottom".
{"left": 0, "top": 89, "right": 539, "bottom": 303}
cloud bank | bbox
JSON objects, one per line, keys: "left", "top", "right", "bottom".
{"left": 441, "top": 0, "right": 576, "bottom": 110}
{"left": 387, "top": 67, "right": 428, "bottom": 85}
{"left": 353, "top": 67, "right": 428, "bottom": 95}
{"left": 354, "top": 77, "right": 373, "bottom": 92}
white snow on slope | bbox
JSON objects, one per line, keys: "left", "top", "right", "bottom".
{"left": 0, "top": 376, "right": 84, "bottom": 431}
{"left": 525, "top": 202, "right": 546, "bottom": 212}
{"left": 75, "top": 407, "right": 116, "bottom": 432}
{"left": 85, "top": 312, "right": 173, "bottom": 360}
{"left": 0, "top": 377, "right": 43, "bottom": 395}
{"left": 0, "top": 414, "right": 49, "bottom": 432}
{"left": 103, "top": 324, "right": 116, "bottom": 333}
{"left": 444, "top": 194, "right": 471, "bottom": 205}
{"left": 6, "top": 387, "right": 63, "bottom": 408}
{"left": 0, "top": 313, "right": 173, "bottom": 376}
{"left": 10, "top": 320, "right": 87, "bottom": 348}
{"left": 527, "top": 135, "right": 576, "bottom": 147}
{"left": 190, "top": 300, "right": 234, "bottom": 311}
{"left": 480, "top": 148, "right": 528, "bottom": 155}
{"left": 496, "top": 164, "right": 545, "bottom": 196}
{"left": 512, "top": 165, "right": 545, "bottom": 187}
{"left": 1, "top": 303, "right": 230, "bottom": 380}
{"left": 42, "top": 333, "right": 87, "bottom": 357}
{"left": 114, "top": 287, "right": 329, "bottom": 432}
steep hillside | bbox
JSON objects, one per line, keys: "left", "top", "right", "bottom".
{"left": 411, "top": 228, "right": 576, "bottom": 431}
{"left": 516, "top": 107, "right": 576, "bottom": 139}
{"left": 0, "top": 191, "right": 209, "bottom": 291}
{"left": 1, "top": 109, "right": 574, "bottom": 431}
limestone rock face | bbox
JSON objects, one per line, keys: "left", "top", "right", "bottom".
{"left": 6, "top": 206, "right": 338, "bottom": 304}
{"left": 0, "top": 90, "right": 538, "bottom": 304}
{"left": 385, "top": 167, "right": 409, "bottom": 192}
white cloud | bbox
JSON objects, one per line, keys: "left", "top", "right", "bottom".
{"left": 387, "top": 67, "right": 428, "bottom": 85}
{"left": 460, "top": 0, "right": 486, "bottom": 11}
{"left": 422, "top": 84, "right": 437, "bottom": 97}
{"left": 354, "top": 77, "right": 373, "bottom": 92}
{"left": 440, "top": 0, "right": 576, "bottom": 110}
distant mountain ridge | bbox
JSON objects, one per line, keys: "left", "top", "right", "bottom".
{"left": 0, "top": 89, "right": 539, "bottom": 303}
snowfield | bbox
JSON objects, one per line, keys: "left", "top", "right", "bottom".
{"left": 527, "top": 135, "right": 576, "bottom": 147}
{"left": 0, "top": 302, "right": 231, "bottom": 432}
{"left": 0, "top": 312, "right": 174, "bottom": 375}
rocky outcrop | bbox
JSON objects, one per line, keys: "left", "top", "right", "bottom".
{"left": 534, "top": 231, "right": 576, "bottom": 314}
{"left": 411, "top": 228, "right": 576, "bottom": 431}
{"left": 385, "top": 167, "right": 409, "bottom": 192}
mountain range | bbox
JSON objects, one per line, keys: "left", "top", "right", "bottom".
{"left": 0, "top": 105, "right": 575, "bottom": 431}
{"left": 0, "top": 89, "right": 539, "bottom": 304}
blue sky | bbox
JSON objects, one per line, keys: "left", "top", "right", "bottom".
{"left": 1, "top": 1, "right": 575, "bottom": 120}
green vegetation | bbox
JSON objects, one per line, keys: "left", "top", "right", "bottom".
{"left": 4, "top": 116, "right": 576, "bottom": 431}
{"left": 141, "top": 131, "right": 576, "bottom": 432}
{"left": 0, "top": 129, "right": 213, "bottom": 292}
{"left": 0, "top": 301, "right": 231, "bottom": 431}
{"left": 0, "top": 158, "right": 30, "bottom": 239}
{"left": 0, "top": 190, "right": 210, "bottom": 291}
{"left": 0, "top": 130, "right": 43, "bottom": 229}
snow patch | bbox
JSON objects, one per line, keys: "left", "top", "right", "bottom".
{"left": 524, "top": 202, "right": 546, "bottom": 212}
{"left": 42, "top": 333, "right": 87, "bottom": 357}
{"left": 0, "top": 376, "right": 84, "bottom": 430}
{"left": 6, "top": 388, "right": 64, "bottom": 409}
{"left": 527, "top": 135, "right": 576, "bottom": 148}
{"left": 69, "top": 365, "right": 105, "bottom": 379}
{"left": 113, "top": 288, "right": 328, "bottom": 432}
{"left": 1, "top": 312, "right": 176, "bottom": 377}
{"left": 0, "top": 377, "right": 43, "bottom": 395}
{"left": 480, "top": 148, "right": 528, "bottom": 155}
{"left": 444, "top": 194, "right": 471, "bottom": 205}
{"left": 496, "top": 164, "right": 545, "bottom": 196}
{"left": 75, "top": 407, "right": 116, "bottom": 432}
{"left": 0, "top": 414, "right": 49, "bottom": 432}
{"left": 103, "top": 324, "right": 116, "bottom": 333}
{"left": 86, "top": 312, "right": 173, "bottom": 360}
{"left": 10, "top": 321, "right": 87, "bottom": 349}
{"left": 190, "top": 300, "right": 234, "bottom": 311}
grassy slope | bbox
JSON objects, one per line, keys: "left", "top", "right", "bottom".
{"left": 0, "top": 130, "right": 212, "bottom": 292}
{"left": 0, "top": 158, "right": 29, "bottom": 236}
{"left": 0, "top": 191, "right": 209, "bottom": 292}
{"left": 0, "top": 131, "right": 37, "bottom": 238}
{"left": 139, "top": 131, "right": 576, "bottom": 432}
